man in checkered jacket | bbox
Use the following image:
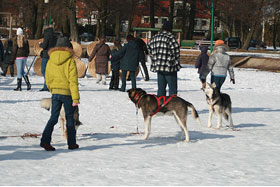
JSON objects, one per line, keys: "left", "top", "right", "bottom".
{"left": 147, "top": 21, "right": 181, "bottom": 96}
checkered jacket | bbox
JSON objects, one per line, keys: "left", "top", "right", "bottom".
{"left": 147, "top": 31, "right": 181, "bottom": 72}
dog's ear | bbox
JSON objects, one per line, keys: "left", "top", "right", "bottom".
{"left": 211, "top": 82, "right": 216, "bottom": 88}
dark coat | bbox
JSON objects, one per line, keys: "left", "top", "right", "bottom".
{"left": 135, "top": 38, "right": 148, "bottom": 62}
{"left": 111, "top": 40, "right": 139, "bottom": 71}
{"left": 3, "top": 39, "right": 13, "bottom": 64}
{"left": 89, "top": 41, "right": 111, "bottom": 74}
{"left": 40, "top": 28, "right": 57, "bottom": 59}
{"left": 0, "top": 40, "right": 4, "bottom": 62}
{"left": 110, "top": 47, "right": 121, "bottom": 71}
{"left": 10, "top": 36, "right": 29, "bottom": 62}
{"left": 195, "top": 46, "right": 209, "bottom": 76}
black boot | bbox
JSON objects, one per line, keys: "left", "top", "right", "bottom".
{"left": 14, "top": 78, "right": 22, "bottom": 91}
{"left": 23, "top": 75, "right": 31, "bottom": 90}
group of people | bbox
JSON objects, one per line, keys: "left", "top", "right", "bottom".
{"left": 0, "top": 21, "right": 235, "bottom": 151}
{"left": 195, "top": 39, "right": 235, "bottom": 91}
{"left": 0, "top": 27, "right": 31, "bottom": 91}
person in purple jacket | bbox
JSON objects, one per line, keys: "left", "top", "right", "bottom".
{"left": 195, "top": 46, "right": 209, "bottom": 89}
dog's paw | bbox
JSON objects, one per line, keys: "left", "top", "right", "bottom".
{"left": 207, "top": 124, "right": 212, "bottom": 128}
{"left": 184, "top": 139, "right": 190, "bottom": 143}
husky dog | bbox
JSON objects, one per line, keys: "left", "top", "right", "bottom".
{"left": 40, "top": 98, "right": 82, "bottom": 140}
{"left": 127, "top": 88, "right": 201, "bottom": 142}
{"left": 202, "top": 83, "right": 233, "bottom": 129}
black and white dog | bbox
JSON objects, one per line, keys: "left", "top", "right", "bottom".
{"left": 127, "top": 88, "right": 201, "bottom": 142}
{"left": 202, "top": 83, "right": 233, "bottom": 129}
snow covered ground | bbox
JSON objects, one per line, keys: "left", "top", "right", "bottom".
{"left": 0, "top": 57, "right": 280, "bottom": 185}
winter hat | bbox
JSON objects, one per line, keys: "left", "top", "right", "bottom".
{"left": 56, "top": 34, "right": 73, "bottom": 49}
{"left": 214, "top": 40, "right": 225, "bottom": 46}
{"left": 162, "top": 21, "right": 173, "bottom": 32}
{"left": 16, "top": 27, "right": 24, "bottom": 35}
{"left": 214, "top": 40, "right": 229, "bottom": 51}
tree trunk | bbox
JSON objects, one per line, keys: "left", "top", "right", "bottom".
{"left": 68, "top": 0, "right": 79, "bottom": 42}
{"left": 34, "top": 0, "right": 44, "bottom": 39}
{"left": 181, "top": 0, "right": 188, "bottom": 39}
{"left": 242, "top": 0, "right": 264, "bottom": 50}
{"left": 272, "top": 15, "right": 278, "bottom": 50}
{"left": 115, "top": 11, "right": 121, "bottom": 41}
{"left": 186, "top": 0, "right": 196, "bottom": 40}
{"left": 169, "top": 0, "right": 174, "bottom": 25}
{"left": 150, "top": 0, "right": 155, "bottom": 28}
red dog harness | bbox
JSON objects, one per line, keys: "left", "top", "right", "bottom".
{"left": 134, "top": 93, "right": 177, "bottom": 116}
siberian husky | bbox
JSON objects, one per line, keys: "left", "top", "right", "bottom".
{"left": 127, "top": 88, "right": 201, "bottom": 142}
{"left": 202, "top": 83, "right": 233, "bottom": 129}
{"left": 40, "top": 98, "right": 82, "bottom": 140}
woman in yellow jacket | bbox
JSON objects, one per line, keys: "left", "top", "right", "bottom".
{"left": 40, "top": 35, "right": 80, "bottom": 151}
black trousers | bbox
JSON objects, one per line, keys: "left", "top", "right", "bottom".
{"left": 109, "top": 70, "right": 120, "bottom": 89}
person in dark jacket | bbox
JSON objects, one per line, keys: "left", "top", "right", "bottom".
{"left": 1, "top": 39, "right": 14, "bottom": 77}
{"left": 0, "top": 39, "right": 4, "bottom": 67}
{"left": 135, "top": 37, "right": 149, "bottom": 81}
{"left": 147, "top": 21, "right": 181, "bottom": 96}
{"left": 109, "top": 40, "right": 122, "bottom": 90}
{"left": 88, "top": 37, "right": 111, "bottom": 85}
{"left": 11, "top": 28, "right": 30, "bottom": 91}
{"left": 110, "top": 35, "right": 140, "bottom": 92}
{"left": 39, "top": 26, "right": 57, "bottom": 91}
{"left": 195, "top": 46, "right": 209, "bottom": 89}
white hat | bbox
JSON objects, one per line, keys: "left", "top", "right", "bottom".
{"left": 16, "top": 28, "right": 24, "bottom": 35}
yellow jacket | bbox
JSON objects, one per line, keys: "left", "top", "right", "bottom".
{"left": 46, "top": 47, "right": 80, "bottom": 103}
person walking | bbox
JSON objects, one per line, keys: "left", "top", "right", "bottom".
{"left": 208, "top": 40, "right": 235, "bottom": 91}
{"left": 1, "top": 39, "right": 14, "bottom": 77}
{"left": 135, "top": 37, "right": 149, "bottom": 81}
{"left": 109, "top": 40, "right": 122, "bottom": 90}
{"left": 110, "top": 34, "right": 140, "bottom": 92}
{"left": 39, "top": 25, "right": 57, "bottom": 91}
{"left": 147, "top": 21, "right": 181, "bottom": 96}
{"left": 88, "top": 36, "right": 111, "bottom": 85}
{"left": 11, "top": 27, "right": 31, "bottom": 91}
{"left": 195, "top": 46, "right": 209, "bottom": 89}
{"left": 40, "top": 34, "right": 80, "bottom": 151}
{"left": 0, "top": 39, "right": 4, "bottom": 69}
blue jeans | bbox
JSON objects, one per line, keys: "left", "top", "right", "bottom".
{"left": 157, "top": 71, "right": 178, "bottom": 96}
{"left": 211, "top": 75, "right": 226, "bottom": 91}
{"left": 41, "top": 58, "right": 49, "bottom": 90}
{"left": 41, "top": 94, "right": 77, "bottom": 146}
{"left": 16, "top": 58, "right": 27, "bottom": 79}
{"left": 120, "top": 70, "right": 136, "bottom": 91}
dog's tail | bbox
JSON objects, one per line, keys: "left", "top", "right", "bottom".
{"left": 40, "top": 98, "right": 52, "bottom": 111}
{"left": 187, "top": 102, "right": 201, "bottom": 126}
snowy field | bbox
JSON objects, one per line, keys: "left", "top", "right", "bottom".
{"left": 0, "top": 57, "right": 280, "bottom": 186}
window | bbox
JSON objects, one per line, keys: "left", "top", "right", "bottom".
{"left": 202, "top": 20, "right": 207, "bottom": 26}
{"left": 144, "top": 17, "right": 149, "bottom": 23}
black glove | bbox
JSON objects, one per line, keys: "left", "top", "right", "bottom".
{"left": 231, "top": 79, "right": 235, "bottom": 84}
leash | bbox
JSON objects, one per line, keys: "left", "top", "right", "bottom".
{"left": 26, "top": 55, "right": 37, "bottom": 75}
{"left": 0, "top": 133, "right": 41, "bottom": 139}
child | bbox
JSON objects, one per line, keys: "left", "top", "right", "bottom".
{"left": 195, "top": 46, "right": 209, "bottom": 89}
{"left": 1, "top": 39, "right": 14, "bottom": 77}
{"left": 40, "top": 34, "right": 80, "bottom": 151}
{"left": 109, "top": 40, "right": 122, "bottom": 90}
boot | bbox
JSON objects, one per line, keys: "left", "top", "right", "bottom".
{"left": 23, "top": 75, "right": 31, "bottom": 90}
{"left": 14, "top": 78, "right": 22, "bottom": 91}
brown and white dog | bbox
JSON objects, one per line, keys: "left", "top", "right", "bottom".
{"left": 127, "top": 88, "right": 201, "bottom": 142}
{"left": 202, "top": 83, "right": 233, "bottom": 129}
{"left": 40, "top": 98, "right": 82, "bottom": 140}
